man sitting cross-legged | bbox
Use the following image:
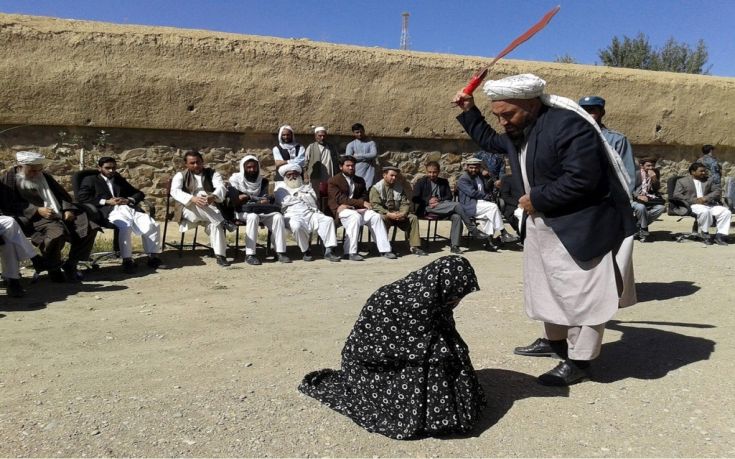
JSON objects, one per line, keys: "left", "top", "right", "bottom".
{"left": 327, "top": 155, "right": 396, "bottom": 261}
{"left": 78, "top": 156, "right": 164, "bottom": 273}
{"left": 1, "top": 211, "right": 51, "bottom": 297}
{"left": 228, "top": 155, "right": 291, "bottom": 265}
{"left": 369, "top": 165, "right": 427, "bottom": 257}
{"left": 457, "top": 157, "right": 517, "bottom": 251}
{"left": 274, "top": 164, "right": 341, "bottom": 262}
{"left": 412, "top": 161, "right": 489, "bottom": 254}
{"left": 170, "top": 150, "right": 232, "bottom": 267}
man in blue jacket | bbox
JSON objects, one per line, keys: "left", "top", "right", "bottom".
{"left": 454, "top": 74, "right": 636, "bottom": 386}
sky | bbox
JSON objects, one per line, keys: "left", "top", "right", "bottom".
{"left": 1, "top": 0, "right": 734, "bottom": 77}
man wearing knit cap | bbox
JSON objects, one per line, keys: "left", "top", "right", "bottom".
{"left": 304, "top": 126, "right": 340, "bottom": 206}
{"left": 1, "top": 151, "right": 97, "bottom": 282}
{"left": 454, "top": 74, "right": 637, "bottom": 386}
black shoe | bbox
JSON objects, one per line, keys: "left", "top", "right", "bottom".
{"left": 122, "top": 258, "right": 137, "bottom": 274}
{"left": 639, "top": 228, "right": 650, "bottom": 237}
{"left": 700, "top": 233, "right": 714, "bottom": 245}
{"left": 277, "top": 253, "right": 292, "bottom": 263}
{"left": 483, "top": 241, "right": 499, "bottom": 252}
{"left": 410, "top": 247, "right": 428, "bottom": 256}
{"left": 324, "top": 248, "right": 341, "bottom": 262}
{"left": 216, "top": 255, "right": 231, "bottom": 267}
{"left": 469, "top": 228, "right": 491, "bottom": 240}
{"left": 381, "top": 252, "right": 397, "bottom": 260}
{"left": 6, "top": 278, "right": 25, "bottom": 297}
{"left": 245, "top": 255, "right": 261, "bottom": 266}
{"left": 147, "top": 256, "right": 168, "bottom": 269}
{"left": 48, "top": 269, "right": 66, "bottom": 283}
{"left": 714, "top": 234, "right": 728, "bottom": 246}
{"left": 500, "top": 231, "right": 519, "bottom": 244}
{"left": 61, "top": 263, "right": 82, "bottom": 282}
{"left": 450, "top": 245, "right": 462, "bottom": 254}
{"left": 302, "top": 250, "right": 314, "bottom": 262}
{"left": 538, "top": 361, "right": 590, "bottom": 386}
{"left": 513, "top": 338, "right": 557, "bottom": 357}
{"left": 30, "top": 255, "right": 54, "bottom": 273}
{"left": 349, "top": 253, "right": 365, "bottom": 261}
{"left": 637, "top": 230, "right": 648, "bottom": 243}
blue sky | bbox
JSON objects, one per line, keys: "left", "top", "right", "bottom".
{"left": 2, "top": 0, "right": 733, "bottom": 77}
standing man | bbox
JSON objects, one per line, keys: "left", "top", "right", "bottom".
{"left": 304, "top": 126, "right": 340, "bottom": 205}
{"left": 78, "top": 156, "right": 164, "bottom": 272}
{"left": 369, "top": 166, "right": 427, "bottom": 257}
{"left": 327, "top": 155, "right": 395, "bottom": 261}
{"left": 457, "top": 157, "right": 515, "bottom": 251}
{"left": 170, "top": 150, "right": 232, "bottom": 267}
{"left": 672, "top": 162, "right": 731, "bottom": 245}
{"left": 272, "top": 125, "right": 305, "bottom": 181}
{"left": 412, "top": 161, "right": 489, "bottom": 253}
{"left": 1, "top": 151, "right": 97, "bottom": 282}
{"left": 454, "top": 74, "right": 636, "bottom": 386}
{"left": 228, "top": 155, "right": 291, "bottom": 265}
{"left": 345, "top": 123, "right": 378, "bottom": 187}
{"left": 579, "top": 96, "right": 636, "bottom": 193}
{"left": 697, "top": 144, "right": 721, "bottom": 186}
{"left": 274, "top": 163, "right": 341, "bottom": 262}
{"left": 631, "top": 157, "right": 666, "bottom": 242}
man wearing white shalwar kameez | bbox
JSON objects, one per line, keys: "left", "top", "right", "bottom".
{"left": 272, "top": 125, "right": 305, "bottom": 182}
{"left": 228, "top": 155, "right": 291, "bottom": 265}
{"left": 170, "top": 151, "right": 231, "bottom": 267}
{"left": 274, "top": 164, "right": 341, "bottom": 262}
{"left": 455, "top": 74, "right": 637, "bottom": 386}
{"left": 1, "top": 213, "right": 47, "bottom": 297}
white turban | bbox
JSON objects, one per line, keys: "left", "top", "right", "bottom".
{"left": 483, "top": 73, "right": 546, "bottom": 100}
{"left": 16, "top": 151, "right": 46, "bottom": 165}
{"left": 278, "top": 163, "right": 302, "bottom": 178}
{"left": 314, "top": 126, "right": 327, "bottom": 133}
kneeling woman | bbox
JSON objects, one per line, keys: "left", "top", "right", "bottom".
{"left": 299, "top": 256, "right": 486, "bottom": 439}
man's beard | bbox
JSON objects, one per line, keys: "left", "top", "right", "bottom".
{"left": 244, "top": 171, "right": 259, "bottom": 182}
{"left": 284, "top": 176, "right": 303, "bottom": 189}
{"left": 16, "top": 171, "right": 44, "bottom": 192}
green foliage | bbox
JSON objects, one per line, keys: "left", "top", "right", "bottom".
{"left": 554, "top": 53, "right": 578, "bottom": 64}
{"left": 598, "top": 33, "right": 710, "bottom": 74}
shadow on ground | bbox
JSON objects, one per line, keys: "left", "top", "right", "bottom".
{"left": 595, "top": 320, "right": 715, "bottom": 383}
{"left": 635, "top": 280, "right": 700, "bottom": 302}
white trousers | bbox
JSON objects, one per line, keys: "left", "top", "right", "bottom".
{"left": 181, "top": 204, "right": 226, "bottom": 256}
{"left": 0, "top": 216, "right": 37, "bottom": 279}
{"left": 234, "top": 211, "right": 287, "bottom": 255}
{"left": 690, "top": 204, "right": 732, "bottom": 235}
{"left": 338, "top": 208, "right": 391, "bottom": 255}
{"left": 475, "top": 200, "right": 504, "bottom": 235}
{"left": 513, "top": 206, "right": 525, "bottom": 234}
{"left": 108, "top": 205, "right": 161, "bottom": 258}
{"left": 285, "top": 211, "right": 337, "bottom": 252}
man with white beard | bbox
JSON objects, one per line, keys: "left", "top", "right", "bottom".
{"left": 170, "top": 150, "right": 233, "bottom": 267}
{"left": 0, "top": 151, "right": 97, "bottom": 282}
{"left": 274, "top": 164, "right": 341, "bottom": 262}
{"left": 228, "top": 155, "right": 291, "bottom": 265}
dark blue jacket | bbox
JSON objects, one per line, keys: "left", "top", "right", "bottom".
{"left": 457, "top": 105, "right": 635, "bottom": 261}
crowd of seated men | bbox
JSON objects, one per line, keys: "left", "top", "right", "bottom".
{"left": 2, "top": 124, "right": 732, "bottom": 298}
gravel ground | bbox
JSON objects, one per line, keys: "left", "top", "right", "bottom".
{"left": 1, "top": 214, "right": 733, "bottom": 457}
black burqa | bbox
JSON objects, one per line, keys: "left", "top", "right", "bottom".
{"left": 299, "top": 255, "right": 486, "bottom": 439}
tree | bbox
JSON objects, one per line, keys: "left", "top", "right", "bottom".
{"left": 554, "top": 54, "right": 578, "bottom": 64}
{"left": 598, "top": 33, "right": 710, "bottom": 74}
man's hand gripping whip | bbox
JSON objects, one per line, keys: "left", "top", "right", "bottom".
{"left": 460, "top": 5, "right": 561, "bottom": 96}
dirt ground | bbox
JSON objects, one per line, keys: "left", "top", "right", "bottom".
{"left": 1, "top": 214, "right": 734, "bottom": 457}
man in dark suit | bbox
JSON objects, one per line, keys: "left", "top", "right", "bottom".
{"left": 672, "top": 162, "right": 731, "bottom": 245}
{"left": 454, "top": 74, "right": 636, "bottom": 386}
{"left": 327, "top": 155, "right": 395, "bottom": 261}
{"left": 412, "top": 161, "right": 488, "bottom": 253}
{"left": 78, "top": 157, "right": 163, "bottom": 272}
{"left": 631, "top": 157, "right": 666, "bottom": 242}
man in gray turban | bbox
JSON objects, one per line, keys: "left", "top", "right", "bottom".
{"left": 453, "top": 74, "right": 636, "bottom": 386}
{"left": 1, "top": 151, "right": 97, "bottom": 282}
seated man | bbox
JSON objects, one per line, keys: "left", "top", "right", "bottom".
{"left": 274, "top": 164, "right": 341, "bottom": 262}
{"left": 327, "top": 155, "right": 395, "bottom": 261}
{"left": 272, "top": 125, "right": 305, "bottom": 182}
{"left": 78, "top": 156, "right": 164, "bottom": 272}
{"left": 1, "top": 212, "right": 49, "bottom": 297}
{"left": 412, "top": 161, "right": 489, "bottom": 254}
{"left": 228, "top": 155, "right": 290, "bottom": 265}
{"left": 0, "top": 151, "right": 97, "bottom": 282}
{"left": 369, "top": 165, "right": 427, "bottom": 257}
{"left": 457, "top": 158, "right": 516, "bottom": 251}
{"left": 672, "top": 161, "right": 731, "bottom": 245}
{"left": 631, "top": 157, "right": 666, "bottom": 242}
{"left": 304, "top": 126, "right": 340, "bottom": 205}
{"left": 170, "top": 150, "right": 232, "bottom": 267}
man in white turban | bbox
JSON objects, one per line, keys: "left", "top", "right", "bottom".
{"left": 272, "top": 125, "right": 306, "bottom": 181}
{"left": 1, "top": 151, "right": 98, "bottom": 282}
{"left": 228, "top": 155, "right": 290, "bottom": 265}
{"left": 304, "top": 126, "right": 340, "bottom": 205}
{"left": 454, "top": 74, "right": 636, "bottom": 386}
{"left": 274, "top": 163, "right": 341, "bottom": 262}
